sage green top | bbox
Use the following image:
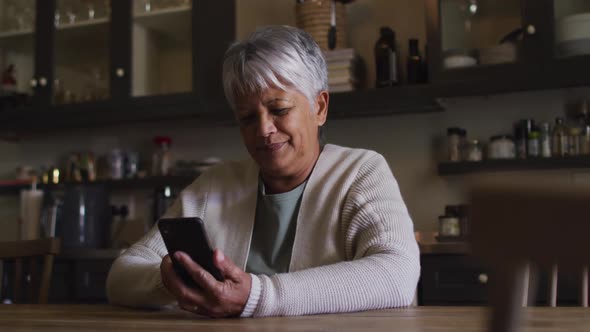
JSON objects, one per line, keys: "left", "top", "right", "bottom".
{"left": 245, "top": 179, "right": 307, "bottom": 275}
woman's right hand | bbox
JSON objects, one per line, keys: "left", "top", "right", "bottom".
{"left": 160, "top": 251, "right": 251, "bottom": 318}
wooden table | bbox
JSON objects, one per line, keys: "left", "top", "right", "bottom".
{"left": 0, "top": 305, "right": 588, "bottom": 331}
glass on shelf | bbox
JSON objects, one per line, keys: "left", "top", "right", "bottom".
{"left": 554, "top": 0, "right": 590, "bottom": 58}
{"left": 0, "top": 0, "right": 35, "bottom": 33}
{"left": 54, "top": 0, "right": 111, "bottom": 105}
{"left": 440, "top": 0, "right": 522, "bottom": 70}
{"left": 134, "top": 0, "right": 191, "bottom": 15}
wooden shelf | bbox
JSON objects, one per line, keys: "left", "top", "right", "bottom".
{"left": 55, "top": 17, "right": 109, "bottom": 31}
{"left": 133, "top": 5, "right": 191, "bottom": 44}
{"left": 0, "top": 175, "right": 197, "bottom": 195}
{"left": 438, "top": 156, "right": 590, "bottom": 175}
{"left": 0, "top": 28, "right": 34, "bottom": 39}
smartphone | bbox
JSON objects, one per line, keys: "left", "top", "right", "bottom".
{"left": 158, "top": 217, "right": 224, "bottom": 287}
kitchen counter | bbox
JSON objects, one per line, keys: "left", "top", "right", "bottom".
{"left": 416, "top": 232, "right": 470, "bottom": 255}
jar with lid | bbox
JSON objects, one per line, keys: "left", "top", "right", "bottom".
{"left": 447, "top": 127, "right": 466, "bottom": 162}
{"left": 488, "top": 135, "right": 515, "bottom": 159}
{"left": 152, "top": 136, "right": 172, "bottom": 176}
{"left": 463, "top": 139, "right": 483, "bottom": 162}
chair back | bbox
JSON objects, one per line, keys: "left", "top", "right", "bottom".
{"left": 469, "top": 179, "right": 590, "bottom": 332}
{"left": 0, "top": 238, "right": 61, "bottom": 304}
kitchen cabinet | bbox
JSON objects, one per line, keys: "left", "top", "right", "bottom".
{"left": 419, "top": 253, "right": 583, "bottom": 306}
{"left": 425, "top": 0, "right": 590, "bottom": 93}
{"left": 0, "top": 0, "right": 236, "bottom": 130}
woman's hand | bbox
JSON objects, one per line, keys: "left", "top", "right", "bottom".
{"left": 160, "top": 249, "right": 252, "bottom": 318}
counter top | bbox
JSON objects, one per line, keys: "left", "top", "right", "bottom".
{"left": 416, "top": 232, "right": 470, "bottom": 255}
{"left": 0, "top": 305, "right": 587, "bottom": 332}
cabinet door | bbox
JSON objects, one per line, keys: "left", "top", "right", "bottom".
{"left": 53, "top": 0, "right": 112, "bottom": 106}
{"left": 131, "top": 0, "right": 193, "bottom": 98}
{"left": 0, "top": 0, "right": 37, "bottom": 102}
{"left": 426, "top": 0, "right": 530, "bottom": 83}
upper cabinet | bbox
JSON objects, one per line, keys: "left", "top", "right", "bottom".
{"left": 426, "top": 0, "right": 590, "bottom": 91}
{"left": 0, "top": 0, "right": 36, "bottom": 99}
{"left": 131, "top": 0, "right": 192, "bottom": 98}
{"left": 0, "top": 0, "right": 235, "bottom": 131}
{"left": 53, "top": 0, "right": 112, "bottom": 105}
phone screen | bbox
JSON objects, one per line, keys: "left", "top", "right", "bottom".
{"left": 158, "top": 217, "right": 224, "bottom": 286}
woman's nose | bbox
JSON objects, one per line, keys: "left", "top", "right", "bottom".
{"left": 256, "top": 113, "right": 276, "bottom": 137}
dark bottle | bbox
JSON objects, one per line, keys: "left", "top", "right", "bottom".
{"left": 375, "top": 27, "right": 400, "bottom": 88}
{"left": 407, "top": 39, "right": 423, "bottom": 84}
{"left": 422, "top": 44, "right": 429, "bottom": 83}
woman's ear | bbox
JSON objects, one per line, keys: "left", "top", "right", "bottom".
{"left": 315, "top": 91, "right": 329, "bottom": 126}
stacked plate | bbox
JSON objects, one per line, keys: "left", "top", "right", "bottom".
{"left": 296, "top": 0, "right": 347, "bottom": 50}
{"left": 479, "top": 43, "right": 517, "bottom": 65}
{"left": 556, "top": 13, "right": 590, "bottom": 57}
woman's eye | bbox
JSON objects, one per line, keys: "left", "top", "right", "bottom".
{"left": 272, "top": 108, "right": 289, "bottom": 115}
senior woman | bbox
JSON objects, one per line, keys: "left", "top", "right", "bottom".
{"left": 106, "top": 25, "right": 420, "bottom": 318}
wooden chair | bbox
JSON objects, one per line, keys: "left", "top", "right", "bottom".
{"left": 469, "top": 179, "right": 590, "bottom": 332}
{"left": 0, "top": 238, "right": 61, "bottom": 304}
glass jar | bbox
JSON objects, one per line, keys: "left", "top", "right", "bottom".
{"left": 438, "top": 215, "right": 460, "bottom": 237}
{"left": 540, "top": 122, "right": 552, "bottom": 158}
{"left": 488, "top": 135, "right": 515, "bottom": 159}
{"left": 447, "top": 127, "right": 466, "bottom": 162}
{"left": 463, "top": 139, "right": 483, "bottom": 162}
{"left": 552, "top": 117, "right": 569, "bottom": 157}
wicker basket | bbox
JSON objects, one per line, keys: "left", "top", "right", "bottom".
{"left": 295, "top": 0, "right": 348, "bottom": 50}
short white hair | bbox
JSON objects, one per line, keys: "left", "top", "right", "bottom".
{"left": 222, "top": 25, "right": 328, "bottom": 111}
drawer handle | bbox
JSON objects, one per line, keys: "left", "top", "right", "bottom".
{"left": 478, "top": 273, "right": 488, "bottom": 284}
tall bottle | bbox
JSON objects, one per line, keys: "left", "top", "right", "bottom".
{"left": 375, "top": 27, "right": 400, "bottom": 88}
{"left": 552, "top": 117, "right": 568, "bottom": 157}
{"left": 407, "top": 39, "right": 423, "bottom": 84}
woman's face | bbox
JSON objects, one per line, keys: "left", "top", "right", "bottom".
{"left": 235, "top": 87, "right": 328, "bottom": 179}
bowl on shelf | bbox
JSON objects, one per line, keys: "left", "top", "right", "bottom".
{"left": 556, "top": 12, "right": 590, "bottom": 43}
{"left": 556, "top": 38, "right": 590, "bottom": 57}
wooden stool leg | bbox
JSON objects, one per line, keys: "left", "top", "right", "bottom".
{"left": 549, "top": 264, "right": 558, "bottom": 307}
{"left": 489, "top": 264, "right": 527, "bottom": 332}
{"left": 14, "top": 258, "right": 22, "bottom": 304}
{"left": 39, "top": 254, "right": 55, "bottom": 304}
{"left": 522, "top": 263, "right": 530, "bottom": 307}
{"left": 582, "top": 266, "right": 588, "bottom": 308}
{"left": 28, "top": 257, "right": 37, "bottom": 303}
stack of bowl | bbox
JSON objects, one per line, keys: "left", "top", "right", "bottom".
{"left": 295, "top": 0, "right": 347, "bottom": 50}
{"left": 556, "top": 13, "right": 590, "bottom": 57}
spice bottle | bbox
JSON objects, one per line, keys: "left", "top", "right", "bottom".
{"left": 552, "top": 117, "right": 568, "bottom": 157}
{"left": 375, "top": 27, "right": 400, "bottom": 88}
{"left": 527, "top": 128, "right": 540, "bottom": 157}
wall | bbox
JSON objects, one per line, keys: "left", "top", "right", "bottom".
{"left": 1, "top": 0, "right": 590, "bottom": 241}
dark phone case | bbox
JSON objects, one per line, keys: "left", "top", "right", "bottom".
{"left": 158, "top": 217, "right": 224, "bottom": 286}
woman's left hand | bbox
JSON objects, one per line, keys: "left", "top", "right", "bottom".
{"left": 170, "top": 249, "right": 252, "bottom": 318}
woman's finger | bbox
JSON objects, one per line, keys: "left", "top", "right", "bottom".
{"left": 175, "top": 252, "right": 222, "bottom": 295}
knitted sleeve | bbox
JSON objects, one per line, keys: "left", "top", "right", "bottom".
{"left": 250, "top": 154, "right": 421, "bottom": 317}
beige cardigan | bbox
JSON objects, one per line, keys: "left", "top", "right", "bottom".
{"left": 106, "top": 144, "right": 420, "bottom": 317}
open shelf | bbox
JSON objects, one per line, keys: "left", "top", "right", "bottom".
{"left": 438, "top": 156, "right": 590, "bottom": 175}
{"left": 0, "top": 174, "right": 198, "bottom": 195}
{"left": 133, "top": 5, "right": 191, "bottom": 43}
{"left": 0, "top": 28, "right": 34, "bottom": 39}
